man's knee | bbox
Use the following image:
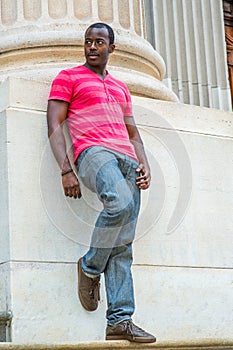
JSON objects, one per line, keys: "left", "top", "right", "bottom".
{"left": 102, "top": 192, "right": 134, "bottom": 217}
{"left": 100, "top": 178, "right": 135, "bottom": 213}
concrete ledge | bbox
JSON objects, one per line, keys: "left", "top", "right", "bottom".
{"left": 0, "top": 340, "right": 233, "bottom": 350}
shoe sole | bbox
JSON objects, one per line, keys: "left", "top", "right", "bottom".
{"left": 78, "top": 258, "right": 97, "bottom": 312}
{"left": 106, "top": 335, "right": 156, "bottom": 343}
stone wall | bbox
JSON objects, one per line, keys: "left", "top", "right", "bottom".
{"left": 0, "top": 77, "right": 233, "bottom": 342}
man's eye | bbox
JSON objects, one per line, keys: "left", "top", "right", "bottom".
{"left": 97, "top": 40, "right": 104, "bottom": 46}
{"left": 85, "top": 40, "right": 92, "bottom": 45}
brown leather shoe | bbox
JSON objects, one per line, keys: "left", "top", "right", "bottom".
{"left": 106, "top": 319, "right": 156, "bottom": 343}
{"left": 77, "top": 258, "right": 100, "bottom": 312}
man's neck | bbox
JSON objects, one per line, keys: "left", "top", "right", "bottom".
{"left": 84, "top": 62, "right": 107, "bottom": 79}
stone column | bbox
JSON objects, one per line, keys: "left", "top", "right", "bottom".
{"left": 145, "top": 0, "right": 232, "bottom": 110}
{"left": 0, "top": 0, "right": 177, "bottom": 101}
{"left": 224, "top": 0, "right": 233, "bottom": 108}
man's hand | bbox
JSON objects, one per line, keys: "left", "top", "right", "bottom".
{"left": 62, "top": 172, "right": 82, "bottom": 199}
{"left": 124, "top": 116, "right": 151, "bottom": 190}
{"left": 136, "top": 163, "right": 151, "bottom": 190}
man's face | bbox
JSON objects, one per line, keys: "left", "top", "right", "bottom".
{"left": 84, "top": 27, "right": 115, "bottom": 67}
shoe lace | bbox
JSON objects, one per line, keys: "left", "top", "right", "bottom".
{"left": 89, "top": 278, "right": 100, "bottom": 300}
{"left": 125, "top": 320, "right": 144, "bottom": 340}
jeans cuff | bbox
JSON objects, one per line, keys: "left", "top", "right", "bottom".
{"left": 82, "top": 269, "right": 99, "bottom": 279}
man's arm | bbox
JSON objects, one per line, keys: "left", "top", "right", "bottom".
{"left": 124, "top": 116, "right": 151, "bottom": 190}
{"left": 47, "top": 100, "right": 81, "bottom": 198}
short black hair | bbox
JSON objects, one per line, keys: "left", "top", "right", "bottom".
{"left": 85, "top": 22, "right": 115, "bottom": 45}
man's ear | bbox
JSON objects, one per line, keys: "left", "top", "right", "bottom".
{"left": 109, "top": 44, "right": 115, "bottom": 54}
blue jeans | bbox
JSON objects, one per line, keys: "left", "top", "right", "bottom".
{"left": 77, "top": 146, "right": 140, "bottom": 325}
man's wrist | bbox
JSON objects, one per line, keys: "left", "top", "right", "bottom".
{"left": 61, "top": 168, "right": 73, "bottom": 176}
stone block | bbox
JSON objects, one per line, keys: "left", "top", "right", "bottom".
{"left": 133, "top": 128, "right": 233, "bottom": 268}
{"left": 133, "top": 266, "right": 233, "bottom": 341}
{"left": 9, "top": 262, "right": 106, "bottom": 343}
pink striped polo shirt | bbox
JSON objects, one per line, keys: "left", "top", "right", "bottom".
{"left": 48, "top": 65, "right": 138, "bottom": 163}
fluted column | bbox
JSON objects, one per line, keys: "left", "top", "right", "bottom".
{"left": 224, "top": 0, "right": 233, "bottom": 107}
{"left": 0, "top": 0, "right": 177, "bottom": 102}
{"left": 145, "top": 0, "right": 232, "bottom": 110}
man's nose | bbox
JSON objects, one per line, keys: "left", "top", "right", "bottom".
{"left": 90, "top": 41, "right": 97, "bottom": 49}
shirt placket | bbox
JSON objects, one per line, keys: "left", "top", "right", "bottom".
{"left": 103, "top": 80, "right": 110, "bottom": 101}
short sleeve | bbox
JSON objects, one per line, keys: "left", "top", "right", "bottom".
{"left": 48, "top": 70, "right": 73, "bottom": 102}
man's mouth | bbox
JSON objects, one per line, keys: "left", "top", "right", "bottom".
{"left": 88, "top": 53, "right": 99, "bottom": 57}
